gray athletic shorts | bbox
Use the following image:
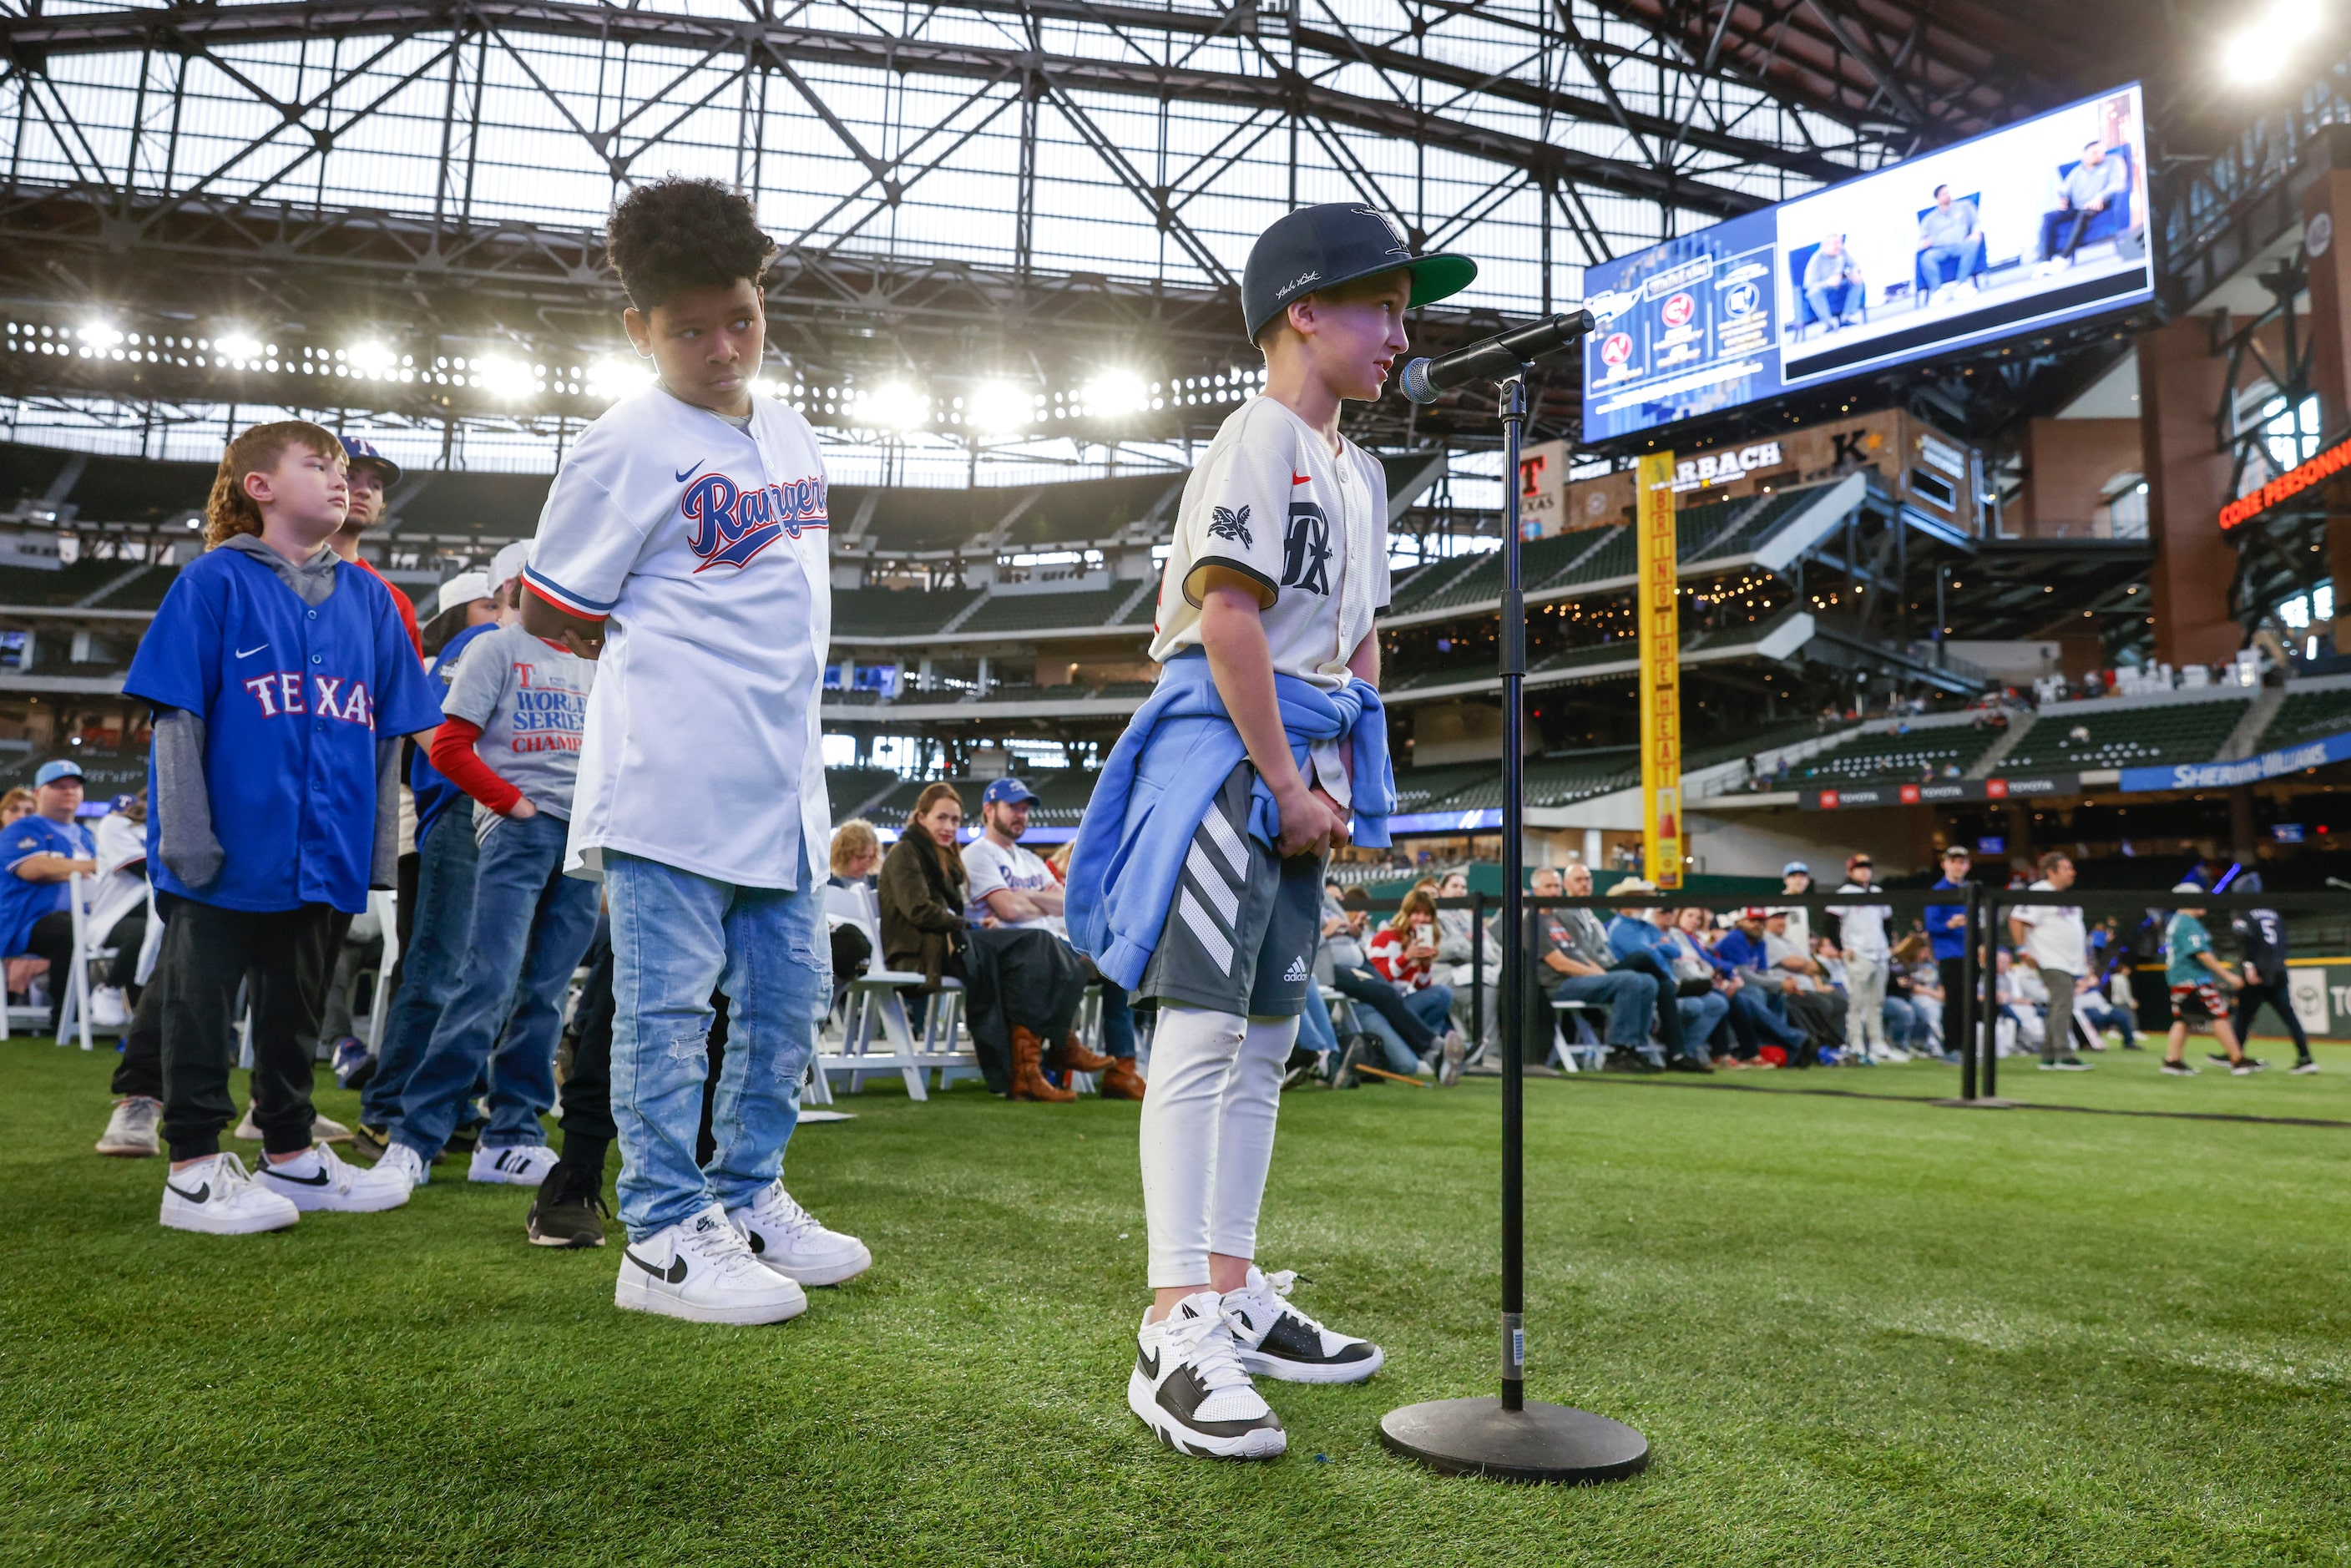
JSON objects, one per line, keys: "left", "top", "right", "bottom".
{"left": 1138, "top": 761, "right": 1326, "bottom": 1019}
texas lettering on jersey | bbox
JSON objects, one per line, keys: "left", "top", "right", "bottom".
{"left": 240, "top": 671, "right": 377, "bottom": 727}
{"left": 680, "top": 471, "right": 830, "bottom": 571}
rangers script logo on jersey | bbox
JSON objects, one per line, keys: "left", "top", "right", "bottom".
{"left": 680, "top": 471, "right": 830, "bottom": 571}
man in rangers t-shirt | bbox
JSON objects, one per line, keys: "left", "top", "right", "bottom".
{"left": 519, "top": 177, "right": 869, "bottom": 1326}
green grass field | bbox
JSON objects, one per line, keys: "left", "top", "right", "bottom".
{"left": 4, "top": 1038, "right": 2348, "bottom": 1567}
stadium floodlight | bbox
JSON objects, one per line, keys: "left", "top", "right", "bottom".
{"left": 852, "top": 381, "right": 928, "bottom": 431}
{"left": 968, "top": 381, "right": 1031, "bottom": 433}
{"left": 2227, "top": 1, "right": 2325, "bottom": 80}
{"left": 585, "top": 356, "right": 654, "bottom": 401}
{"left": 1080, "top": 369, "right": 1150, "bottom": 418}
{"left": 214, "top": 331, "right": 263, "bottom": 362}
{"left": 77, "top": 321, "right": 124, "bottom": 352}
{"left": 475, "top": 354, "right": 538, "bottom": 400}
{"left": 347, "top": 341, "right": 397, "bottom": 377}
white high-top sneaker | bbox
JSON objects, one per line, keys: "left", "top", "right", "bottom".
{"left": 1220, "top": 1266, "right": 1384, "bottom": 1383}
{"left": 1128, "top": 1291, "right": 1286, "bottom": 1460}
{"left": 373, "top": 1142, "right": 430, "bottom": 1191}
{"left": 614, "top": 1205, "right": 808, "bottom": 1325}
{"left": 726, "top": 1180, "right": 872, "bottom": 1287}
{"left": 253, "top": 1143, "right": 413, "bottom": 1213}
{"left": 468, "top": 1145, "right": 559, "bottom": 1186}
{"left": 159, "top": 1153, "right": 301, "bottom": 1235}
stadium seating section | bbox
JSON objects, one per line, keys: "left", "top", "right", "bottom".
{"left": 1784, "top": 722, "right": 2002, "bottom": 787}
{"left": 2000, "top": 697, "right": 2250, "bottom": 771}
{"left": 2260, "top": 686, "right": 2351, "bottom": 750}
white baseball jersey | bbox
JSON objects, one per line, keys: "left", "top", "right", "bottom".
{"left": 1149, "top": 396, "right": 1390, "bottom": 693}
{"left": 524, "top": 384, "right": 832, "bottom": 889}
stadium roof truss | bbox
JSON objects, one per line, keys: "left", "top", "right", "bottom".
{"left": 0, "top": 0, "right": 1919, "bottom": 463}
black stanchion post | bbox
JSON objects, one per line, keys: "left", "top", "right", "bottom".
{"left": 1958, "top": 883, "right": 1979, "bottom": 1102}
{"left": 1378, "top": 362, "right": 1647, "bottom": 1485}
{"left": 1981, "top": 889, "right": 2001, "bottom": 1100}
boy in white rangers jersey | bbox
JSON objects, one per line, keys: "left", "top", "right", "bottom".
{"left": 1068, "top": 203, "right": 1474, "bottom": 1459}
{"left": 520, "top": 178, "right": 869, "bottom": 1325}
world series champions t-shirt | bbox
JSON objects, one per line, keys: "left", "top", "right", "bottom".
{"left": 524, "top": 385, "right": 833, "bottom": 889}
{"left": 438, "top": 623, "right": 594, "bottom": 820}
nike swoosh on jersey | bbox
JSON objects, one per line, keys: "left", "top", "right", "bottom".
{"left": 1291, "top": 472, "right": 1312, "bottom": 486}
{"left": 235, "top": 644, "right": 269, "bottom": 658}
{"left": 675, "top": 461, "right": 705, "bottom": 483}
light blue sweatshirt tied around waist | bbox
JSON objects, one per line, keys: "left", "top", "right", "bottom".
{"left": 1065, "top": 648, "right": 1394, "bottom": 990}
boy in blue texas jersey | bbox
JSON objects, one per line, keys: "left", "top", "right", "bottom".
{"left": 518, "top": 178, "right": 869, "bottom": 1324}
{"left": 1066, "top": 203, "right": 1470, "bottom": 1459}
{"left": 124, "top": 420, "right": 447, "bottom": 1236}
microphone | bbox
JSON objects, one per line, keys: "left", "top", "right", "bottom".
{"left": 1398, "top": 309, "right": 1595, "bottom": 404}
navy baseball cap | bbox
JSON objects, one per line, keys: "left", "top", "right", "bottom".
{"left": 338, "top": 435, "right": 402, "bottom": 487}
{"left": 1241, "top": 203, "right": 1478, "bottom": 344}
{"left": 34, "top": 760, "right": 83, "bottom": 787}
{"left": 982, "top": 777, "right": 1039, "bottom": 807}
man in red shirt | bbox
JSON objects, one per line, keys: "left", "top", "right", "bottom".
{"left": 336, "top": 436, "right": 421, "bottom": 656}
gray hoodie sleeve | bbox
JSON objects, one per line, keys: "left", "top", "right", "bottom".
{"left": 373, "top": 736, "right": 402, "bottom": 888}
{"left": 151, "top": 706, "right": 225, "bottom": 890}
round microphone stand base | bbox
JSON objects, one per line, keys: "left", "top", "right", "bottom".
{"left": 1379, "top": 1396, "right": 1649, "bottom": 1485}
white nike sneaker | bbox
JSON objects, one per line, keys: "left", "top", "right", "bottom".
{"left": 159, "top": 1152, "right": 301, "bottom": 1235}
{"left": 1129, "top": 1292, "right": 1286, "bottom": 1460}
{"left": 96, "top": 1095, "right": 162, "bottom": 1156}
{"left": 469, "top": 1144, "right": 559, "bottom": 1186}
{"left": 726, "top": 1180, "right": 872, "bottom": 1287}
{"left": 232, "top": 1106, "right": 351, "bottom": 1144}
{"left": 89, "top": 985, "right": 130, "bottom": 1028}
{"left": 374, "top": 1141, "right": 430, "bottom": 1190}
{"left": 1221, "top": 1266, "right": 1384, "bottom": 1383}
{"left": 614, "top": 1205, "right": 808, "bottom": 1325}
{"left": 254, "top": 1143, "right": 413, "bottom": 1213}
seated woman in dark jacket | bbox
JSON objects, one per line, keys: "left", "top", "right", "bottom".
{"left": 879, "top": 783, "right": 972, "bottom": 991}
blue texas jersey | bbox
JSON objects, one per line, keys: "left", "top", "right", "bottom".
{"left": 124, "top": 546, "right": 444, "bottom": 914}
{"left": 0, "top": 812, "right": 95, "bottom": 958}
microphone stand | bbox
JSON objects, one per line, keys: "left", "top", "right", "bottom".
{"left": 1377, "top": 357, "right": 1650, "bottom": 1485}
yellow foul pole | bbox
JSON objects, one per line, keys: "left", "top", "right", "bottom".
{"left": 1635, "top": 453, "right": 1682, "bottom": 890}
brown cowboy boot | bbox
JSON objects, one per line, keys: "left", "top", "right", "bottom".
{"left": 1049, "top": 1031, "right": 1115, "bottom": 1073}
{"left": 1097, "top": 1056, "right": 1147, "bottom": 1100}
{"left": 1009, "top": 1026, "right": 1076, "bottom": 1102}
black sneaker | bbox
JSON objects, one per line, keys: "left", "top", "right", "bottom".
{"left": 1666, "top": 1053, "right": 1714, "bottom": 1074}
{"left": 351, "top": 1122, "right": 392, "bottom": 1161}
{"left": 2292, "top": 1059, "right": 2321, "bottom": 1075}
{"left": 526, "top": 1164, "right": 609, "bottom": 1248}
{"left": 2039, "top": 1056, "right": 2092, "bottom": 1071}
{"left": 2230, "top": 1057, "right": 2269, "bottom": 1076}
{"left": 1221, "top": 1266, "right": 1383, "bottom": 1384}
{"left": 1328, "top": 1038, "right": 1368, "bottom": 1090}
{"left": 2159, "top": 1059, "right": 2197, "bottom": 1076}
{"left": 1279, "top": 1045, "right": 1322, "bottom": 1093}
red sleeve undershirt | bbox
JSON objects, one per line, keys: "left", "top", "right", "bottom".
{"left": 428, "top": 718, "right": 523, "bottom": 817}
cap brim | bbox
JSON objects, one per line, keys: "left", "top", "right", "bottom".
{"left": 1405, "top": 253, "right": 1479, "bottom": 311}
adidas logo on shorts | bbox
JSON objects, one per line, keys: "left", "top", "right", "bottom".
{"left": 1282, "top": 957, "right": 1310, "bottom": 982}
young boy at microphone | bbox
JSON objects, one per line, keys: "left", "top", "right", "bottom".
{"left": 1066, "top": 203, "right": 1474, "bottom": 1460}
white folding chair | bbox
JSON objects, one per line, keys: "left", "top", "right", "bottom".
{"left": 53, "top": 870, "right": 134, "bottom": 1052}
{"left": 1550, "top": 997, "right": 1604, "bottom": 1073}
{"left": 365, "top": 887, "right": 400, "bottom": 1054}
{"left": 810, "top": 883, "right": 976, "bottom": 1101}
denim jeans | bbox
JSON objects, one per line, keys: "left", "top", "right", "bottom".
{"left": 1098, "top": 978, "right": 1137, "bottom": 1060}
{"left": 1728, "top": 986, "right": 1805, "bottom": 1051}
{"left": 363, "top": 809, "right": 478, "bottom": 1129}
{"left": 1296, "top": 988, "right": 1337, "bottom": 1059}
{"left": 395, "top": 810, "right": 599, "bottom": 1161}
{"left": 1548, "top": 970, "right": 1656, "bottom": 1048}
{"left": 606, "top": 847, "right": 831, "bottom": 1241}
{"left": 1676, "top": 989, "right": 1730, "bottom": 1058}
{"left": 1361, "top": 983, "right": 1454, "bottom": 1074}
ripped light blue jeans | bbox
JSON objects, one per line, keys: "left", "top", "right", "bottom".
{"left": 604, "top": 848, "right": 830, "bottom": 1240}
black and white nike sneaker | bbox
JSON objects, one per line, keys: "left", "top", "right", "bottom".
{"left": 1220, "top": 1267, "right": 1384, "bottom": 1384}
{"left": 1127, "top": 1292, "right": 1287, "bottom": 1460}
{"left": 614, "top": 1205, "right": 807, "bottom": 1325}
